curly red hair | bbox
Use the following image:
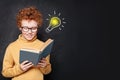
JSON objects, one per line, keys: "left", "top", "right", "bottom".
{"left": 16, "top": 6, "right": 43, "bottom": 28}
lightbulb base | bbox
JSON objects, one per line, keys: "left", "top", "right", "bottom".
{"left": 45, "top": 27, "right": 54, "bottom": 33}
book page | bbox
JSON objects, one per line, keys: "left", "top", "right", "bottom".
{"left": 40, "top": 39, "right": 54, "bottom": 51}
{"left": 20, "top": 48, "right": 40, "bottom": 53}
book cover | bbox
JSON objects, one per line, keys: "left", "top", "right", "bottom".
{"left": 19, "top": 39, "right": 54, "bottom": 65}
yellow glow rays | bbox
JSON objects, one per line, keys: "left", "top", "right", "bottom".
{"left": 45, "top": 10, "right": 66, "bottom": 33}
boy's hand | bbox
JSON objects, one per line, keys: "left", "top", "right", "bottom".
{"left": 36, "top": 58, "right": 48, "bottom": 68}
{"left": 20, "top": 60, "right": 33, "bottom": 71}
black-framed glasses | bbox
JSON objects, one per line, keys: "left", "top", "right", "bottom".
{"left": 21, "top": 26, "right": 38, "bottom": 32}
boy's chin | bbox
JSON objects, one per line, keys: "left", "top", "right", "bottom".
{"left": 25, "top": 37, "right": 34, "bottom": 41}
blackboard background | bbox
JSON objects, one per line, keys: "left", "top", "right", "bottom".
{"left": 0, "top": 0, "right": 112, "bottom": 80}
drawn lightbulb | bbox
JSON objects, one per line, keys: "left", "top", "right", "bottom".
{"left": 46, "top": 17, "right": 61, "bottom": 33}
{"left": 45, "top": 10, "right": 66, "bottom": 33}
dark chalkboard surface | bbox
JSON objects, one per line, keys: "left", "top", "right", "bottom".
{"left": 0, "top": 0, "right": 112, "bottom": 80}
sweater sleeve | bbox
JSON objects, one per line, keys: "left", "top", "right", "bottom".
{"left": 2, "top": 45, "right": 24, "bottom": 77}
{"left": 39, "top": 55, "right": 52, "bottom": 75}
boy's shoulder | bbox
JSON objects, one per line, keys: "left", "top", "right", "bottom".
{"left": 36, "top": 39, "right": 44, "bottom": 44}
{"left": 7, "top": 40, "right": 18, "bottom": 47}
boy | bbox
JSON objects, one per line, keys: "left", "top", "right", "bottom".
{"left": 2, "top": 6, "right": 52, "bottom": 80}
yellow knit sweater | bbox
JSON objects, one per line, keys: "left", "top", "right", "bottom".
{"left": 2, "top": 34, "right": 52, "bottom": 80}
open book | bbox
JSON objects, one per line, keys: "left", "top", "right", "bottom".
{"left": 19, "top": 38, "right": 54, "bottom": 65}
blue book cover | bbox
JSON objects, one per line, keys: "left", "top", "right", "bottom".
{"left": 19, "top": 39, "right": 54, "bottom": 65}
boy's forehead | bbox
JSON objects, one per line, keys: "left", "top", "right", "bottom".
{"left": 21, "top": 20, "right": 38, "bottom": 27}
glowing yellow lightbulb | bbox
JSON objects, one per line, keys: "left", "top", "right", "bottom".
{"left": 45, "top": 10, "right": 66, "bottom": 33}
{"left": 46, "top": 17, "right": 61, "bottom": 33}
{"left": 50, "top": 17, "right": 61, "bottom": 27}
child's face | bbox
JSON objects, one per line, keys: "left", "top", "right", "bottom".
{"left": 20, "top": 20, "right": 38, "bottom": 41}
